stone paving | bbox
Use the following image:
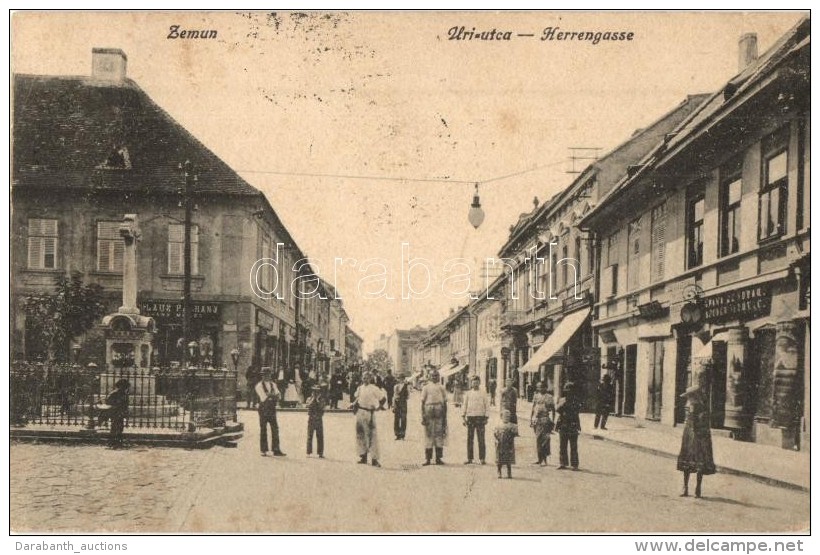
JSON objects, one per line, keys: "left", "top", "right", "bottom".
{"left": 10, "top": 442, "right": 211, "bottom": 532}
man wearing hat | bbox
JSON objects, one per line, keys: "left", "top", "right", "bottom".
{"left": 353, "top": 372, "right": 386, "bottom": 467}
{"left": 256, "top": 368, "right": 286, "bottom": 457}
{"left": 306, "top": 382, "right": 326, "bottom": 457}
{"left": 555, "top": 381, "right": 582, "bottom": 470}
{"left": 420, "top": 369, "right": 449, "bottom": 465}
{"left": 461, "top": 375, "right": 490, "bottom": 464}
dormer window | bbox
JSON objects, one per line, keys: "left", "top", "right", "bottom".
{"left": 98, "top": 145, "right": 131, "bottom": 169}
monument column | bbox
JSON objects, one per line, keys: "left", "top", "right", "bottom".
{"left": 118, "top": 214, "right": 140, "bottom": 315}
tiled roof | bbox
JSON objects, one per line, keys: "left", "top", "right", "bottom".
{"left": 581, "top": 17, "right": 810, "bottom": 227}
{"left": 12, "top": 74, "right": 260, "bottom": 197}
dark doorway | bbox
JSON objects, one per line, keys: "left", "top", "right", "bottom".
{"left": 623, "top": 344, "right": 637, "bottom": 416}
{"left": 709, "top": 340, "right": 728, "bottom": 429}
{"left": 674, "top": 334, "right": 692, "bottom": 425}
{"left": 646, "top": 341, "right": 664, "bottom": 421}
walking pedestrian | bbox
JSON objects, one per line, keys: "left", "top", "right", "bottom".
{"left": 420, "top": 369, "right": 448, "bottom": 465}
{"left": 494, "top": 409, "right": 518, "bottom": 479}
{"left": 393, "top": 376, "right": 409, "bottom": 440}
{"left": 501, "top": 381, "right": 518, "bottom": 424}
{"left": 461, "top": 376, "right": 489, "bottom": 464}
{"left": 677, "top": 385, "right": 716, "bottom": 498}
{"left": 306, "top": 383, "right": 325, "bottom": 457}
{"left": 245, "top": 362, "right": 261, "bottom": 409}
{"left": 383, "top": 370, "right": 396, "bottom": 409}
{"left": 353, "top": 372, "right": 386, "bottom": 467}
{"left": 99, "top": 378, "right": 130, "bottom": 448}
{"left": 594, "top": 374, "right": 615, "bottom": 430}
{"left": 555, "top": 381, "right": 581, "bottom": 470}
{"left": 256, "top": 369, "right": 286, "bottom": 457}
{"left": 452, "top": 374, "right": 464, "bottom": 407}
{"left": 530, "top": 382, "right": 556, "bottom": 466}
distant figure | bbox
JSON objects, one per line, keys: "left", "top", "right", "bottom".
{"left": 99, "top": 379, "right": 130, "bottom": 448}
{"left": 383, "top": 371, "right": 396, "bottom": 409}
{"left": 494, "top": 409, "right": 518, "bottom": 479}
{"left": 452, "top": 374, "right": 464, "bottom": 407}
{"left": 594, "top": 374, "right": 615, "bottom": 430}
{"left": 501, "top": 382, "right": 518, "bottom": 425}
{"left": 306, "top": 384, "right": 325, "bottom": 458}
{"left": 421, "top": 370, "right": 448, "bottom": 465}
{"left": 349, "top": 371, "right": 361, "bottom": 403}
{"left": 256, "top": 369, "right": 286, "bottom": 457}
{"left": 677, "top": 385, "right": 716, "bottom": 498}
{"left": 488, "top": 378, "right": 497, "bottom": 406}
{"left": 555, "top": 381, "right": 582, "bottom": 471}
{"left": 461, "top": 376, "right": 490, "bottom": 465}
{"left": 530, "top": 382, "right": 556, "bottom": 466}
{"left": 245, "top": 363, "right": 261, "bottom": 409}
{"left": 526, "top": 381, "right": 535, "bottom": 403}
{"left": 393, "top": 376, "right": 410, "bottom": 440}
{"left": 329, "top": 370, "right": 345, "bottom": 410}
{"left": 354, "top": 372, "right": 386, "bottom": 467}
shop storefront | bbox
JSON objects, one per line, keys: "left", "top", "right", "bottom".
{"left": 139, "top": 299, "right": 223, "bottom": 367}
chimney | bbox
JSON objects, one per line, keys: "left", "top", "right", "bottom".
{"left": 91, "top": 48, "right": 128, "bottom": 82}
{"left": 738, "top": 33, "right": 758, "bottom": 72}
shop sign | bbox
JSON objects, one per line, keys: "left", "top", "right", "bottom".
{"left": 701, "top": 284, "right": 771, "bottom": 324}
{"left": 139, "top": 300, "right": 220, "bottom": 321}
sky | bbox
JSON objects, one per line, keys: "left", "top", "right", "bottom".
{"left": 11, "top": 10, "right": 806, "bottom": 352}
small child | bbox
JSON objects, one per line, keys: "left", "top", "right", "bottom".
{"left": 494, "top": 409, "right": 518, "bottom": 479}
{"left": 306, "top": 384, "right": 325, "bottom": 457}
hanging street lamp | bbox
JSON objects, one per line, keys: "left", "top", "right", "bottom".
{"left": 468, "top": 182, "right": 485, "bottom": 229}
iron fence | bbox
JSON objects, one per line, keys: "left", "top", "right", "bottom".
{"left": 10, "top": 362, "right": 238, "bottom": 431}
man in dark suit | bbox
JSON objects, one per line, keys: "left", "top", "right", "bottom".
{"left": 383, "top": 370, "right": 397, "bottom": 408}
{"left": 393, "top": 376, "right": 409, "bottom": 440}
{"left": 256, "top": 368, "right": 286, "bottom": 457}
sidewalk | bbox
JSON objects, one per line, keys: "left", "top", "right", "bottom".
{"left": 505, "top": 398, "right": 809, "bottom": 492}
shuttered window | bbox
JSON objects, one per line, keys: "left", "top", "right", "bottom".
{"left": 27, "top": 218, "right": 58, "bottom": 270}
{"left": 650, "top": 202, "right": 667, "bottom": 283}
{"left": 97, "top": 221, "right": 125, "bottom": 273}
{"left": 168, "top": 224, "right": 199, "bottom": 275}
{"left": 627, "top": 216, "right": 642, "bottom": 291}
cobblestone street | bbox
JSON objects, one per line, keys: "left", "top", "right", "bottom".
{"left": 10, "top": 396, "right": 810, "bottom": 533}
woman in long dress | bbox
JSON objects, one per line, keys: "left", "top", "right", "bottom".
{"left": 677, "top": 385, "right": 716, "bottom": 498}
{"left": 530, "top": 382, "right": 556, "bottom": 466}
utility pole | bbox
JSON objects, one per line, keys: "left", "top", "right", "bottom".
{"left": 181, "top": 160, "right": 196, "bottom": 368}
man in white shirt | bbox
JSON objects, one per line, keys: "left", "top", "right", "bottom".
{"left": 354, "top": 372, "right": 386, "bottom": 467}
{"left": 461, "top": 376, "right": 490, "bottom": 464}
{"left": 256, "top": 368, "right": 286, "bottom": 457}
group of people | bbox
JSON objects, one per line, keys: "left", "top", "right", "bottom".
{"left": 252, "top": 365, "right": 716, "bottom": 497}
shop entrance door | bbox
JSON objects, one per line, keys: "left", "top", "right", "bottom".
{"left": 646, "top": 341, "right": 664, "bottom": 421}
{"left": 623, "top": 344, "right": 637, "bottom": 416}
{"left": 674, "top": 334, "right": 692, "bottom": 425}
{"left": 709, "top": 340, "right": 727, "bottom": 429}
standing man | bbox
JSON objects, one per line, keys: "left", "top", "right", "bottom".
{"left": 556, "top": 381, "right": 582, "bottom": 470}
{"left": 594, "top": 374, "right": 615, "bottom": 430}
{"left": 420, "top": 370, "right": 448, "bottom": 465}
{"left": 245, "top": 361, "right": 261, "bottom": 410}
{"left": 393, "top": 375, "right": 410, "bottom": 440}
{"left": 501, "top": 380, "right": 518, "bottom": 424}
{"left": 461, "top": 376, "right": 490, "bottom": 465}
{"left": 329, "top": 370, "right": 345, "bottom": 410}
{"left": 383, "top": 370, "right": 396, "bottom": 409}
{"left": 100, "top": 378, "right": 130, "bottom": 448}
{"left": 488, "top": 377, "right": 497, "bottom": 407}
{"left": 354, "top": 372, "right": 386, "bottom": 467}
{"left": 256, "top": 368, "right": 286, "bottom": 457}
{"left": 349, "top": 370, "right": 361, "bottom": 404}
{"left": 306, "top": 383, "right": 325, "bottom": 458}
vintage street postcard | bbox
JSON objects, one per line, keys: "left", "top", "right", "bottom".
{"left": 9, "top": 10, "right": 810, "bottom": 538}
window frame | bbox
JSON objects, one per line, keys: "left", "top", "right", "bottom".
{"left": 27, "top": 218, "right": 59, "bottom": 270}
{"left": 758, "top": 139, "right": 789, "bottom": 242}
{"left": 686, "top": 190, "right": 705, "bottom": 269}
{"left": 96, "top": 220, "right": 125, "bottom": 273}
{"left": 719, "top": 158, "right": 743, "bottom": 257}
{"left": 167, "top": 223, "right": 200, "bottom": 276}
